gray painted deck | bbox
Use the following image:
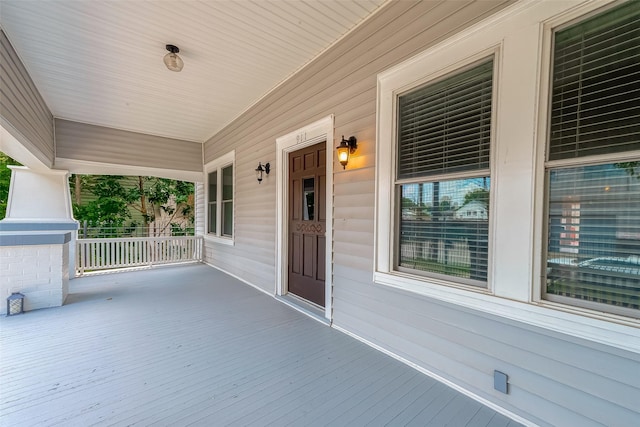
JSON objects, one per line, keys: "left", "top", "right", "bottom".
{"left": 0, "top": 264, "right": 521, "bottom": 426}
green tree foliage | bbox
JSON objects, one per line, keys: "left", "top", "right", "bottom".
{"left": 72, "top": 175, "right": 138, "bottom": 227}
{"left": 462, "top": 188, "right": 489, "bottom": 207}
{"left": 130, "top": 177, "right": 194, "bottom": 235}
{"left": 70, "top": 174, "right": 194, "bottom": 236}
{"left": 615, "top": 161, "right": 639, "bottom": 177}
{"left": 0, "top": 153, "right": 21, "bottom": 219}
{"left": 401, "top": 197, "right": 417, "bottom": 208}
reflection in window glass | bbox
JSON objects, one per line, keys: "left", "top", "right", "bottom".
{"left": 398, "top": 177, "right": 490, "bottom": 285}
{"left": 222, "top": 165, "right": 233, "bottom": 200}
{"left": 223, "top": 200, "right": 233, "bottom": 237}
{"left": 303, "top": 178, "right": 314, "bottom": 221}
{"left": 222, "top": 165, "right": 233, "bottom": 237}
{"left": 208, "top": 171, "right": 217, "bottom": 234}
{"left": 546, "top": 163, "right": 640, "bottom": 310}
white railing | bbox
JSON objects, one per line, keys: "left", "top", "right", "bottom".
{"left": 77, "top": 236, "right": 203, "bottom": 275}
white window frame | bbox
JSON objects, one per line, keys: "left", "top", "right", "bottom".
{"left": 376, "top": 39, "right": 500, "bottom": 296}
{"left": 375, "top": 0, "right": 639, "bottom": 353}
{"left": 393, "top": 56, "right": 497, "bottom": 290}
{"left": 533, "top": 0, "right": 640, "bottom": 318}
{"left": 205, "top": 150, "right": 235, "bottom": 245}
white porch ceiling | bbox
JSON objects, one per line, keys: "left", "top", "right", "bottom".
{"left": 0, "top": 0, "right": 386, "bottom": 143}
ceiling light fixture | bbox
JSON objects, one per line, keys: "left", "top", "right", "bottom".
{"left": 163, "top": 44, "right": 184, "bottom": 72}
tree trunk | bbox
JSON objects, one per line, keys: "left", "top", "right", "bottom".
{"left": 74, "top": 175, "right": 82, "bottom": 205}
{"left": 138, "top": 176, "right": 149, "bottom": 235}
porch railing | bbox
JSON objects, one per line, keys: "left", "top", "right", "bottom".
{"left": 76, "top": 236, "right": 203, "bottom": 275}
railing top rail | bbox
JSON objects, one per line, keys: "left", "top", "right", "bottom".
{"left": 78, "top": 236, "right": 203, "bottom": 244}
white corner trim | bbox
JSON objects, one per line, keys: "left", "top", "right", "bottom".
{"left": 331, "top": 323, "right": 536, "bottom": 427}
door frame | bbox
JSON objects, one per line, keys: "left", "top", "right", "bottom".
{"left": 276, "top": 115, "right": 334, "bottom": 320}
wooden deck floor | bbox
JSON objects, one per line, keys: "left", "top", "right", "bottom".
{"left": 0, "top": 264, "right": 521, "bottom": 426}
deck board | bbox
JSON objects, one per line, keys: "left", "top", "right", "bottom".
{"left": 0, "top": 264, "right": 520, "bottom": 426}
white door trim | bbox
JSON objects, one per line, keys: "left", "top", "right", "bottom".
{"left": 276, "top": 115, "right": 334, "bottom": 320}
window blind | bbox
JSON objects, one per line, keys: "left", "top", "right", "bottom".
{"left": 549, "top": 1, "right": 640, "bottom": 161}
{"left": 397, "top": 59, "right": 493, "bottom": 180}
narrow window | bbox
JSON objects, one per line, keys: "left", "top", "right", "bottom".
{"left": 396, "top": 58, "right": 494, "bottom": 287}
{"left": 205, "top": 151, "right": 234, "bottom": 241}
{"left": 544, "top": 2, "right": 640, "bottom": 317}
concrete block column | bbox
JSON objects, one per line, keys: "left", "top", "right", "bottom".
{"left": 0, "top": 166, "right": 78, "bottom": 313}
{"left": 0, "top": 232, "right": 71, "bottom": 314}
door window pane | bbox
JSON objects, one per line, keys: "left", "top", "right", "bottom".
{"left": 303, "top": 178, "right": 314, "bottom": 220}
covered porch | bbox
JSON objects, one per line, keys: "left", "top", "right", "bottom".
{"left": 1, "top": 264, "right": 518, "bottom": 426}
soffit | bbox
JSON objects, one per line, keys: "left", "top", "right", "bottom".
{"left": 0, "top": 0, "right": 386, "bottom": 142}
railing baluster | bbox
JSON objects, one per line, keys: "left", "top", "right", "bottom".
{"left": 75, "top": 236, "right": 204, "bottom": 274}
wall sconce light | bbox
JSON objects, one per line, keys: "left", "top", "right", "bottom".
{"left": 6, "top": 292, "right": 24, "bottom": 316}
{"left": 336, "top": 135, "right": 358, "bottom": 169}
{"left": 255, "top": 162, "right": 270, "bottom": 184}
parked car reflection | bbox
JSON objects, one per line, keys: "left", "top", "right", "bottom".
{"left": 548, "top": 255, "right": 639, "bottom": 275}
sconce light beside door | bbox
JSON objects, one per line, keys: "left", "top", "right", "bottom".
{"left": 255, "top": 162, "right": 270, "bottom": 183}
{"left": 336, "top": 136, "right": 357, "bottom": 169}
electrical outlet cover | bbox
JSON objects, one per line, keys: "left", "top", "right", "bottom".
{"left": 494, "top": 370, "right": 508, "bottom": 394}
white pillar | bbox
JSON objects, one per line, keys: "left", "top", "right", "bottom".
{"left": 5, "top": 166, "right": 73, "bottom": 219}
{"left": 0, "top": 166, "right": 79, "bottom": 276}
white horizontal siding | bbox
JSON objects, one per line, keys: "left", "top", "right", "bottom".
{"left": 0, "top": 30, "right": 54, "bottom": 166}
{"left": 200, "top": 1, "right": 639, "bottom": 426}
{"left": 55, "top": 119, "right": 203, "bottom": 174}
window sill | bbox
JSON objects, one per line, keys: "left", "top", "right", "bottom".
{"left": 204, "top": 234, "right": 234, "bottom": 246}
{"left": 374, "top": 271, "right": 640, "bottom": 354}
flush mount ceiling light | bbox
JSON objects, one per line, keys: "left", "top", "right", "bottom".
{"left": 163, "top": 44, "right": 184, "bottom": 72}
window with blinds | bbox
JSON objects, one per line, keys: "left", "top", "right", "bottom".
{"left": 396, "top": 59, "right": 493, "bottom": 287}
{"left": 549, "top": 1, "right": 640, "bottom": 160}
{"left": 545, "top": 2, "right": 640, "bottom": 318}
{"left": 397, "top": 59, "right": 493, "bottom": 180}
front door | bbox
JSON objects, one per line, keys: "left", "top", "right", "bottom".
{"left": 288, "top": 142, "right": 326, "bottom": 307}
